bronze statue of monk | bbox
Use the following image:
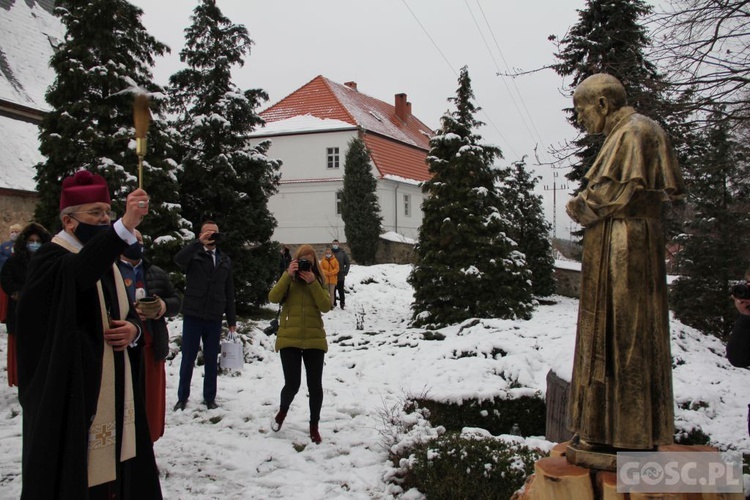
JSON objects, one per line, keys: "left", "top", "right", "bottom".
{"left": 565, "top": 74, "right": 685, "bottom": 454}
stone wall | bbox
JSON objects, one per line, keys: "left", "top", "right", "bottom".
{"left": 0, "top": 189, "right": 41, "bottom": 239}
{"left": 281, "top": 242, "right": 588, "bottom": 287}
{"left": 552, "top": 264, "right": 675, "bottom": 299}
{"left": 375, "top": 238, "right": 416, "bottom": 264}
{"left": 553, "top": 267, "right": 581, "bottom": 298}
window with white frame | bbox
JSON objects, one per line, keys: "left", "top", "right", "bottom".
{"left": 336, "top": 190, "right": 343, "bottom": 215}
{"left": 404, "top": 194, "right": 411, "bottom": 217}
{"left": 327, "top": 147, "right": 340, "bottom": 169}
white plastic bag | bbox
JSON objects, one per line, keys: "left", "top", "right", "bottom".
{"left": 220, "top": 333, "right": 243, "bottom": 370}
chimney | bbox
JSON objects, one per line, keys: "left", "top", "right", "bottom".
{"left": 395, "top": 93, "right": 410, "bottom": 122}
{"left": 344, "top": 81, "right": 358, "bottom": 91}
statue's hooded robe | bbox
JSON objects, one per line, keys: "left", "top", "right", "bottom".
{"left": 567, "top": 106, "right": 685, "bottom": 449}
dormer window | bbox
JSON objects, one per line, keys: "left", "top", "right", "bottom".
{"left": 327, "top": 147, "right": 340, "bottom": 169}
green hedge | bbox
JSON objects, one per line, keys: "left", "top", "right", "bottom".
{"left": 412, "top": 395, "right": 546, "bottom": 437}
{"left": 384, "top": 395, "right": 547, "bottom": 498}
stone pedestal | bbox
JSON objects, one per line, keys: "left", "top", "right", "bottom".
{"left": 512, "top": 442, "right": 745, "bottom": 500}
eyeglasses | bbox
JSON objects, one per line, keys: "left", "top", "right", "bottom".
{"left": 71, "top": 209, "right": 116, "bottom": 219}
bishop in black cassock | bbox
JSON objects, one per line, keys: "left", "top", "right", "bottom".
{"left": 16, "top": 170, "right": 161, "bottom": 499}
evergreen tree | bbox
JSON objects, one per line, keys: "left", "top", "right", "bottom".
{"left": 408, "top": 67, "right": 534, "bottom": 328}
{"left": 670, "top": 107, "right": 750, "bottom": 338}
{"left": 496, "top": 159, "right": 556, "bottom": 297}
{"left": 341, "top": 137, "right": 383, "bottom": 265}
{"left": 169, "top": 0, "right": 280, "bottom": 308}
{"left": 33, "top": 0, "right": 185, "bottom": 270}
{"left": 552, "top": 0, "right": 673, "bottom": 192}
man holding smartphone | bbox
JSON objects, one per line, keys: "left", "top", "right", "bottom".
{"left": 173, "top": 220, "right": 236, "bottom": 411}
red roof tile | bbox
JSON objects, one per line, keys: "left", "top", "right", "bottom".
{"left": 262, "top": 76, "right": 357, "bottom": 127}
{"left": 363, "top": 134, "right": 431, "bottom": 182}
{"left": 261, "top": 75, "right": 433, "bottom": 182}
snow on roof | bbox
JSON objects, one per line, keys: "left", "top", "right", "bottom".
{"left": 381, "top": 173, "right": 422, "bottom": 186}
{"left": 554, "top": 259, "right": 581, "bottom": 272}
{"left": 365, "top": 132, "right": 430, "bottom": 182}
{"left": 324, "top": 77, "right": 432, "bottom": 149}
{"left": 260, "top": 76, "right": 433, "bottom": 184}
{"left": 262, "top": 76, "right": 434, "bottom": 151}
{"left": 381, "top": 231, "right": 416, "bottom": 244}
{"left": 249, "top": 114, "right": 355, "bottom": 137}
{"left": 0, "top": 0, "right": 62, "bottom": 110}
{"left": 0, "top": 114, "right": 41, "bottom": 192}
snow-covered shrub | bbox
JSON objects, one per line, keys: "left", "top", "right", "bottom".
{"left": 380, "top": 394, "right": 548, "bottom": 498}
{"left": 397, "top": 431, "right": 543, "bottom": 499}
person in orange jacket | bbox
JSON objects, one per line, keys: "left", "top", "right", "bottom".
{"left": 319, "top": 247, "right": 339, "bottom": 308}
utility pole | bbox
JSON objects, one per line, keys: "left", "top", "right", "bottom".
{"left": 544, "top": 171, "right": 568, "bottom": 241}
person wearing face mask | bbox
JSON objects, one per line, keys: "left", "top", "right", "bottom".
{"left": 0, "top": 223, "right": 22, "bottom": 269}
{"left": 0, "top": 223, "right": 22, "bottom": 326}
{"left": 15, "top": 170, "right": 162, "bottom": 499}
{"left": 117, "top": 230, "right": 182, "bottom": 442}
{"left": 0, "top": 222, "right": 51, "bottom": 387}
{"left": 330, "top": 239, "right": 350, "bottom": 309}
{"left": 319, "top": 247, "right": 339, "bottom": 308}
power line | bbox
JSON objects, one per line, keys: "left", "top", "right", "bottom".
{"left": 474, "top": 0, "right": 550, "bottom": 159}
{"left": 399, "top": 0, "right": 456, "bottom": 79}
{"left": 399, "top": 0, "right": 520, "bottom": 159}
{"left": 464, "top": 0, "right": 539, "bottom": 151}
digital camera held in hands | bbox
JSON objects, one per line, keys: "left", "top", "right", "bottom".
{"left": 297, "top": 258, "right": 312, "bottom": 272}
{"left": 264, "top": 318, "right": 279, "bottom": 335}
{"left": 732, "top": 282, "right": 750, "bottom": 300}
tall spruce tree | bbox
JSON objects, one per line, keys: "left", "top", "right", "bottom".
{"left": 497, "top": 159, "right": 556, "bottom": 297}
{"left": 341, "top": 137, "right": 383, "bottom": 265}
{"left": 34, "top": 0, "right": 185, "bottom": 270}
{"left": 408, "top": 67, "right": 534, "bottom": 328}
{"left": 670, "top": 107, "right": 750, "bottom": 338}
{"left": 169, "top": 0, "right": 280, "bottom": 308}
{"left": 552, "top": 0, "right": 672, "bottom": 192}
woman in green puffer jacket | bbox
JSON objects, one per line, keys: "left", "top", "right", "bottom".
{"left": 268, "top": 244, "right": 331, "bottom": 444}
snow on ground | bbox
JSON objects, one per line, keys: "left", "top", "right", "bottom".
{"left": 0, "top": 264, "right": 748, "bottom": 498}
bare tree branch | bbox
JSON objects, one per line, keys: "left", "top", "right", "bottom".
{"left": 651, "top": 0, "right": 750, "bottom": 124}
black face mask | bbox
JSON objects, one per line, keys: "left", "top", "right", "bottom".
{"left": 122, "top": 242, "right": 144, "bottom": 261}
{"left": 73, "top": 220, "right": 109, "bottom": 245}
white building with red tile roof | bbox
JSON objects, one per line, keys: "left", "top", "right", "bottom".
{"left": 250, "top": 75, "right": 433, "bottom": 245}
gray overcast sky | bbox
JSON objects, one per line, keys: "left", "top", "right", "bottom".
{"left": 129, "top": 0, "right": 598, "bottom": 239}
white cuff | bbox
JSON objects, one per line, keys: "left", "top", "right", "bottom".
{"left": 114, "top": 219, "right": 137, "bottom": 245}
{"left": 129, "top": 322, "right": 142, "bottom": 348}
